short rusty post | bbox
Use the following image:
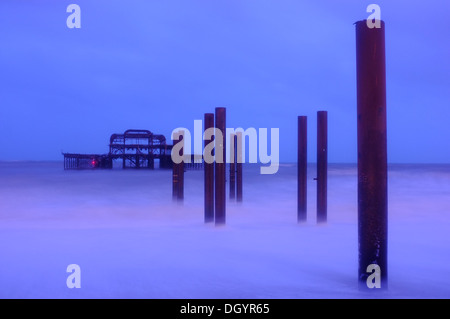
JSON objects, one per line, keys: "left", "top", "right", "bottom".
{"left": 215, "top": 107, "right": 226, "bottom": 225}
{"left": 204, "top": 113, "right": 215, "bottom": 223}
{"left": 356, "top": 19, "right": 388, "bottom": 289}
{"left": 236, "top": 132, "right": 243, "bottom": 202}
{"left": 298, "top": 116, "right": 307, "bottom": 222}
{"left": 317, "top": 111, "right": 327, "bottom": 223}
{"left": 172, "top": 165, "right": 178, "bottom": 201}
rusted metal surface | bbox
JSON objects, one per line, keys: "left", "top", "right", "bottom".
{"left": 215, "top": 107, "right": 226, "bottom": 225}
{"left": 356, "top": 19, "right": 388, "bottom": 289}
{"left": 178, "top": 134, "right": 184, "bottom": 202}
{"left": 236, "top": 132, "right": 243, "bottom": 203}
{"left": 317, "top": 111, "right": 327, "bottom": 223}
{"left": 204, "top": 113, "right": 215, "bottom": 223}
{"left": 172, "top": 160, "right": 179, "bottom": 201}
{"left": 172, "top": 130, "right": 184, "bottom": 202}
{"left": 297, "top": 116, "right": 307, "bottom": 222}
{"left": 229, "top": 133, "right": 236, "bottom": 200}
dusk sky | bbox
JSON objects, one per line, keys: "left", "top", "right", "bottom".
{"left": 0, "top": 0, "right": 449, "bottom": 163}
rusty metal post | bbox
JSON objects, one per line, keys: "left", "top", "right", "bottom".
{"left": 172, "top": 130, "right": 184, "bottom": 203}
{"left": 215, "top": 107, "right": 226, "bottom": 225}
{"left": 236, "top": 132, "right": 243, "bottom": 202}
{"left": 229, "top": 134, "right": 236, "bottom": 200}
{"left": 178, "top": 132, "right": 184, "bottom": 201}
{"left": 298, "top": 116, "right": 307, "bottom": 222}
{"left": 204, "top": 113, "right": 215, "bottom": 223}
{"left": 356, "top": 20, "right": 388, "bottom": 289}
{"left": 317, "top": 111, "right": 327, "bottom": 223}
{"left": 172, "top": 157, "right": 179, "bottom": 202}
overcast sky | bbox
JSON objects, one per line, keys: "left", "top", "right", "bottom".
{"left": 0, "top": 0, "right": 449, "bottom": 163}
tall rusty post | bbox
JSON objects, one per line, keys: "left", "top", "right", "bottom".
{"left": 215, "top": 107, "right": 226, "bottom": 225}
{"left": 236, "top": 132, "right": 243, "bottom": 202}
{"left": 172, "top": 130, "right": 184, "bottom": 202}
{"left": 204, "top": 113, "right": 215, "bottom": 223}
{"left": 317, "top": 111, "right": 327, "bottom": 223}
{"left": 229, "top": 134, "right": 236, "bottom": 200}
{"left": 356, "top": 20, "right": 388, "bottom": 289}
{"left": 178, "top": 134, "right": 184, "bottom": 201}
{"left": 297, "top": 116, "right": 307, "bottom": 222}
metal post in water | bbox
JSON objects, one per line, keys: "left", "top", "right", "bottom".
{"left": 204, "top": 113, "right": 215, "bottom": 223}
{"left": 298, "top": 116, "right": 307, "bottom": 222}
{"left": 236, "top": 132, "right": 243, "bottom": 202}
{"left": 178, "top": 131, "right": 184, "bottom": 202}
{"left": 172, "top": 130, "right": 184, "bottom": 203}
{"left": 356, "top": 19, "right": 388, "bottom": 289}
{"left": 172, "top": 155, "right": 179, "bottom": 202}
{"left": 317, "top": 111, "right": 327, "bottom": 223}
{"left": 215, "top": 107, "right": 226, "bottom": 225}
{"left": 230, "top": 133, "right": 236, "bottom": 200}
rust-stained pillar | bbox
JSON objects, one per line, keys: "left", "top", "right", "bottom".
{"left": 298, "top": 116, "right": 307, "bottom": 222}
{"left": 229, "top": 134, "right": 236, "bottom": 200}
{"left": 317, "top": 111, "right": 327, "bottom": 223}
{"left": 215, "top": 107, "right": 226, "bottom": 225}
{"left": 236, "top": 132, "right": 243, "bottom": 202}
{"left": 172, "top": 157, "right": 179, "bottom": 202}
{"left": 204, "top": 113, "right": 215, "bottom": 223}
{"left": 178, "top": 135, "right": 184, "bottom": 201}
{"left": 356, "top": 19, "right": 388, "bottom": 289}
{"left": 172, "top": 130, "right": 184, "bottom": 202}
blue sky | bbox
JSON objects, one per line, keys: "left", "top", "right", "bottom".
{"left": 0, "top": 0, "right": 449, "bottom": 163}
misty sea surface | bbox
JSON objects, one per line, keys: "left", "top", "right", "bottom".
{"left": 0, "top": 161, "right": 449, "bottom": 298}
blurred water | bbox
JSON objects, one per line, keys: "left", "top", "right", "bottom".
{"left": 0, "top": 161, "right": 449, "bottom": 298}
